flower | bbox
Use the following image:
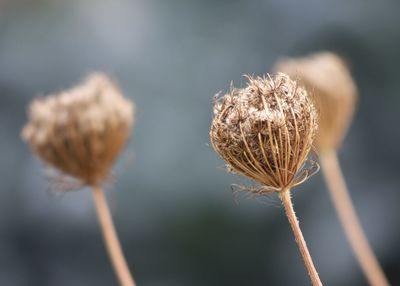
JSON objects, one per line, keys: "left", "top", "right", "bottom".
{"left": 22, "top": 73, "right": 134, "bottom": 186}
{"left": 274, "top": 52, "right": 357, "bottom": 153}
{"left": 210, "top": 73, "right": 318, "bottom": 192}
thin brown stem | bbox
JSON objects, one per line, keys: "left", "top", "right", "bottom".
{"left": 92, "top": 187, "right": 136, "bottom": 286}
{"left": 320, "top": 151, "right": 389, "bottom": 286}
{"left": 279, "top": 189, "right": 322, "bottom": 286}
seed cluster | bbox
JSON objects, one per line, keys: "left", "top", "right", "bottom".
{"left": 210, "top": 73, "right": 318, "bottom": 192}
{"left": 274, "top": 52, "right": 357, "bottom": 153}
{"left": 22, "top": 73, "right": 134, "bottom": 186}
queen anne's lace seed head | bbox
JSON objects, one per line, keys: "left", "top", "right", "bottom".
{"left": 274, "top": 52, "right": 357, "bottom": 153}
{"left": 22, "top": 73, "right": 134, "bottom": 186}
{"left": 210, "top": 73, "right": 318, "bottom": 192}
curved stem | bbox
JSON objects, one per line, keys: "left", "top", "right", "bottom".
{"left": 279, "top": 189, "right": 322, "bottom": 286}
{"left": 92, "top": 187, "right": 136, "bottom": 286}
{"left": 320, "top": 151, "right": 389, "bottom": 286}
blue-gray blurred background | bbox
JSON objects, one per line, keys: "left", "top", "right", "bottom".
{"left": 1, "top": 0, "right": 399, "bottom": 285}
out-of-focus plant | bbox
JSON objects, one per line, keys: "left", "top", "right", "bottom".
{"left": 22, "top": 73, "right": 137, "bottom": 286}
{"left": 275, "top": 52, "right": 389, "bottom": 286}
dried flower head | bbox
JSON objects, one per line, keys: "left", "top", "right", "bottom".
{"left": 274, "top": 52, "right": 357, "bottom": 153}
{"left": 22, "top": 73, "right": 134, "bottom": 187}
{"left": 210, "top": 73, "right": 318, "bottom": 192}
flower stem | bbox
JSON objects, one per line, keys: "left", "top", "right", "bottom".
{"left": 320, "top": 151, "right": 389, "bottom": 286}
{"left": 279, "top": 189, "right": 322, "bottom": 286}
{"left": 92, "top": 187, "right": 136, "bottom": 286}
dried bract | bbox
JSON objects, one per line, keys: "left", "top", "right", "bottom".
{"left": 210, "top": 73, "right": 318, "bottom": 192}
{"left": 22, "top": 73, "right": 134, "bottom": 186}
{"left": 274, "top": 52, "right": 357, "bottom": 153}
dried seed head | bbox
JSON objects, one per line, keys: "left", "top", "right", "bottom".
{"left": 210, "top": 73, "right": 318, "bottom": 192}
{"left": 274, "top": 52, "right": 357, "bottom": 153}
{"left": 22, "top": 73, "right": 134, "bottom": 187}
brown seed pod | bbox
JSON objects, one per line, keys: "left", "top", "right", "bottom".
{"left": 210, "top": 73, "right": 318, "bottom": 192}
{"left": 22, "top": 73, "right": 134, "bottom": 187}
{"left": 274, "top": 52, "right": 357, "bottom": 153}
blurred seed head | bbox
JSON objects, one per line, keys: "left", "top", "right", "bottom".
{"left": 210, "top": 73, "right": 318, "bottom": 192}
{"left": 22, "top": 73, "right": 134, "bottom": 187}
{"left": 274, "top": 52, "right": 357, "bottom": 153}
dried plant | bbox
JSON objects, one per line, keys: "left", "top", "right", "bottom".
{"left": 275, "top": 52, "right": 389, "bottom": 286}
{"left": 22, "top": 73, "right": 134, "bottom": 186}
{"left": 210, "top": 73, "right": 322, "bottom": 286}
{"left": 210, "top": 73, "right": 318, "bottom": 191}
{"left": 22, "top": 73, "right": 136, "bottom": 286}
{"left": 274, "top": 52, "right": 357, "bottom": 153}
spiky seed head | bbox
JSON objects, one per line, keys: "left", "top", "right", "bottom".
{"left": 22, "top": 73, "right": 134, "bottom": 187}
{"left": 210, "top": 73, "right": 318, "bottom": 192}
{"left": 274, "top": 52, "right": 357, "bottom": 153}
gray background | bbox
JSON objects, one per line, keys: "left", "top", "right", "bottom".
{"left": 0, "top": 0, "right": 399, "bottom": 285}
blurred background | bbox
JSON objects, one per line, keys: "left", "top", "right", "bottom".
{"left": 1, "top": 0, "right": 399, "bottom": 285}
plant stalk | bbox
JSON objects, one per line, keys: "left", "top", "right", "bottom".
{"left": 92, "top": 187, "right": 136, "bottom": 286}
{"left": 320, "top": 150, "right": 389, "bottom": 286}
{"left": 279, "top": 189, "right": 322, "bottom": 286}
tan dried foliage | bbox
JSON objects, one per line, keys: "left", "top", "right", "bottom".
{"left": 274, "top": 52, "right": 357, "bottom": 153}
{"left": 210, "top": 73, "right": 318, "bottom": 193}
{"left": 22, "top": 73, "right": 134, "bottom": 186}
